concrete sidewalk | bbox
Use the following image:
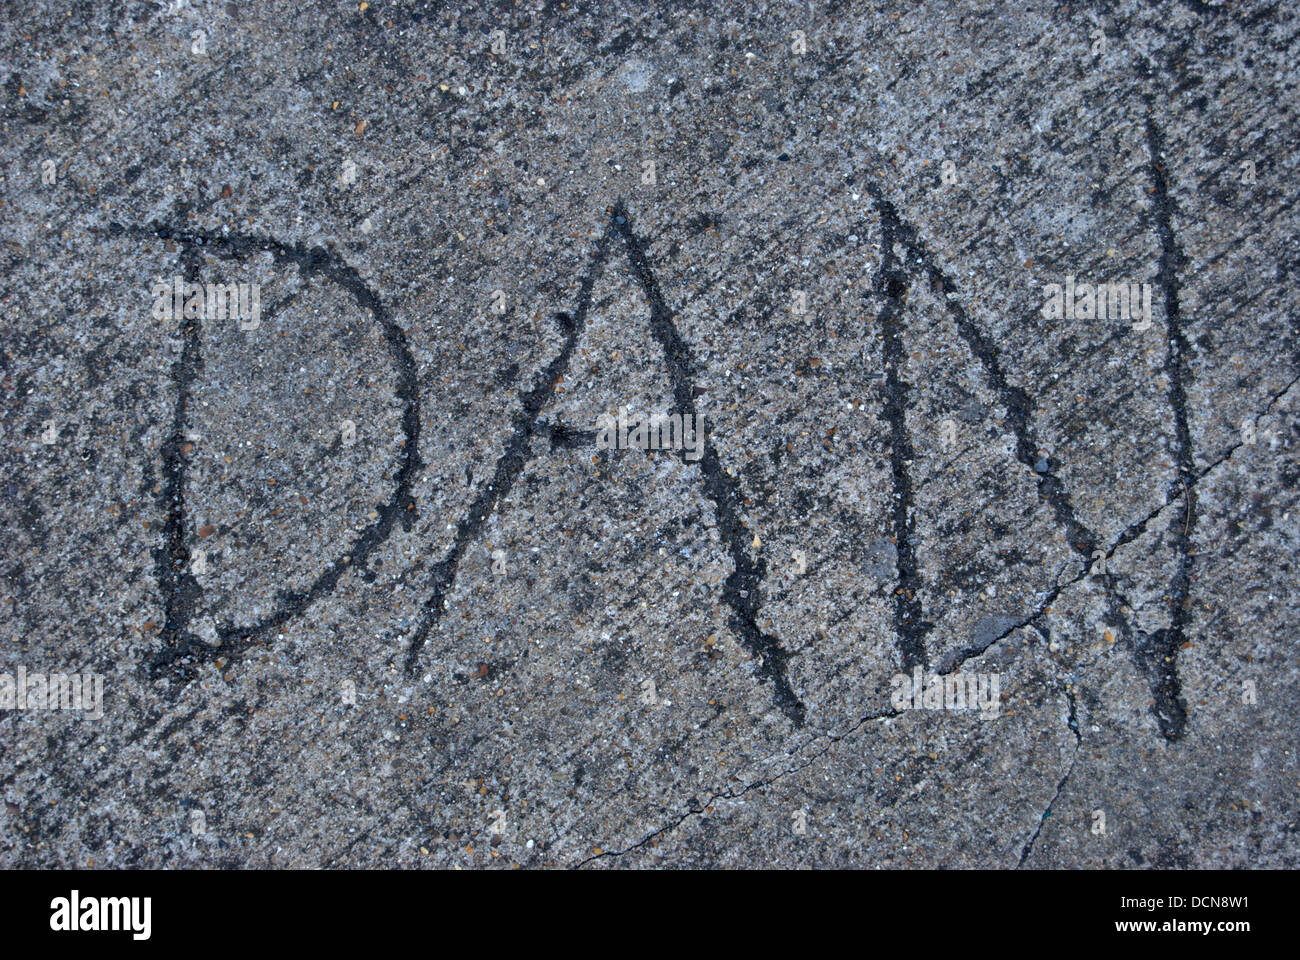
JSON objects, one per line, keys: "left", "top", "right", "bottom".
{"left": 0, "top": 0, "right": 1296, "bottom": 868}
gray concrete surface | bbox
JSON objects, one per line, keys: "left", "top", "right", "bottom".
{"left": 1, "top": 0, "right": 1297, "bottom": 868}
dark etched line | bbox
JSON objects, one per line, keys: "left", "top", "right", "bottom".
{"left": 914, "top": 270, "right": 1290, "bottom": 495}
{"left": 103, "top": 222, "right": 421, "bottom": 683}
{"left": 872, "top": 201, "right": 931, "bottom": 670}
{"left": 1135, "top": 115, "right": 1192, "bottom": 743}
{"left": 535, "top": 419, "right": 597, "bottom": 450}
{"left": 612, "top": 202, "right": 807, "bottom": 728}
{"left": 858, "top": 137, "right": 1188, "bottom": 742}
{"left": 856, "top": 181, "right": 1147, "bottom": 700}
{"left": 403, "top": 226, "right": 615, "bottom": 674}
{"left": 860, "top": 183, "right": 1100, "bottom": 563}
{"left": 261, "top": 290, "right": 302, "bottom": 325}
{"left": 152, "top": 240, "right": 206, "bottom": 677}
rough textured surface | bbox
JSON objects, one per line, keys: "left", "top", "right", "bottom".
{"left": 1, "top": 0, "right": 1297, "bottom": 868}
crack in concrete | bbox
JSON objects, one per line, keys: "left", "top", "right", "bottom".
{"left": 1017, "top": 681, "right": 1083, "bottom": 868}
{"left": 574, "top": 705, "right": 901, "bottom": 867}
